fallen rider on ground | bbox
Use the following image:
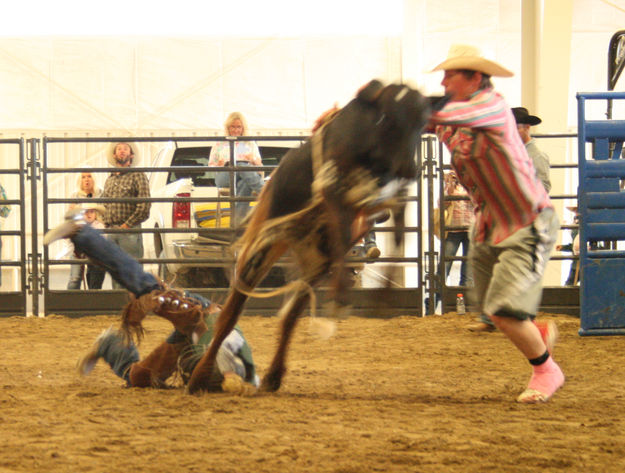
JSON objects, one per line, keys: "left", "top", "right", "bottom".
{"left": 44, "top": 208, "right": 258, "bottom": 394}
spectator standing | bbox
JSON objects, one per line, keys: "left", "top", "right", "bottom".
{"left": 75, "top": 203, "right": 107, "bottom": 289}
{"left": 426, "top": 171, "right": 474, "bottom": 312}
{"left": 512, "top": 107, "right": 551, "bottom": 193}
{"left": 208, "top": 112, "right": 264, "bottom": 223}
{"left": 442, "top": 171, "right": 474, "bottom": 286}
{"left": 67, "top": 171, "right": 103, "bottom": 289}
{"left": 101, "top": 142, "right": 151, "bottom": 289}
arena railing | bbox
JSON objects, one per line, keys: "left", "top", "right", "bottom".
{"left": 24, "top": 132, "right": 582, "bottom": 318}
{"left": 429, "top": 132, "right": 580, "bottom": 316}
{"left": 39, "top": 135, "right": 427, "bottom": 317}
{"left": 0, "top": 139, "right": 28, "bottom": 317}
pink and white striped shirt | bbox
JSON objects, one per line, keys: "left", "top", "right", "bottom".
{"left": 431, "top": 88, "right": 552, "bottom": 244}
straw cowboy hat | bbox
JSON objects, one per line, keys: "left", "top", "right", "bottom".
{"left": 106, "top": 142, "right": 141, "bottom": 167}
{"left": 431, "top": 44, "right": 514, "bottom": 77}
{"left": 81, "top": 202, "right": 107, "bottom": 216}
{"left": 70, "top": 201, "right": 106, "bottom": 221}
{"left": 512, "top": 107, "right": 542, "bottom": 126}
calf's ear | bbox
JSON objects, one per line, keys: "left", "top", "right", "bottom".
{"left": 357, "top": 79, "right": 385, "bottom": 103}
{"left": 428, "top": 94, "right": 451, "bottom": 111}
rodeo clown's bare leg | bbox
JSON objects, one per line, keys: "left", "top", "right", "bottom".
{"left": 44, "top": 209, "right": 259, "bottom": 393}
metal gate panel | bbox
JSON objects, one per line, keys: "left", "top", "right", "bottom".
{"left": 40, "top": 136, "right": 426, "bottom": 318}
{"left": 0, "top": 139, "right": 28, "bottom": 317}
{"left": 29, "top": 131, "right": 582, "bottom": 318}
{"left": 577, "top": 91, "right": 625, "bottom": 335}
{"left": 428, "top": 130, "right": 581, "bottom": 317}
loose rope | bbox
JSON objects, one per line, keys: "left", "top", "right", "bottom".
{"left": 228, "top": 114, "right": 344, "bottom": 329}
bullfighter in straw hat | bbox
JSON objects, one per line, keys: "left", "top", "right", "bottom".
{"left": 428, "top": 44, "right": 564, "bottom": 403}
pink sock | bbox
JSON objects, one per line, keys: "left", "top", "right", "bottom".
{"left": 528, "top": 357, "right": 565, "bottom": 396}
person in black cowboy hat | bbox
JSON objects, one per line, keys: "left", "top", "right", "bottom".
{"left": 512, "top": 107, "right": 551, "bottom": 193}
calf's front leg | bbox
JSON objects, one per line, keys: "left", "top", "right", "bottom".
{"left": 187, "top": 242, "right": 287, "bottom": 394}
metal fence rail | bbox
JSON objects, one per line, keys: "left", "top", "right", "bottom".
{"left": 424, "top": 132, "right": 580, "bottom": 316}
{"left": 0, "top": 139, "right": 28, "bottom": 316}
{"left": 38, "top": 135, "right": 426, "bottom": 317}
{"left": 0, "top": 132, "right": 582, "bottom": 318}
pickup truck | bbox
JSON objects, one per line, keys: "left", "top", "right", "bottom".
{"left": 143, "top": 138, "right": 374, "bottom": 289}
{"left": 142, "top": 139, "right": 304, "bottom": 288}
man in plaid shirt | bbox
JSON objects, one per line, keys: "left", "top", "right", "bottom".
{"left": 102, "top": 142, "right": 150, "bottom": 289}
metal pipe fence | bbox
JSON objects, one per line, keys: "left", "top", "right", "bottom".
{"left": 0, "top": 139, "right": 28, "bottom": 316}
{"left": 0, "top": 132, "right": 581, "bottom": 317}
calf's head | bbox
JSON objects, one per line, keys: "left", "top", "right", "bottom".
{"left": 324, "top": 80, "right": 448, "bottom": 185}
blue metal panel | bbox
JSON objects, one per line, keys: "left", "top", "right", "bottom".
{"left": 593, "top": 138, "right": 610, "bottom": 160}
{"left": 587, "top": 191, "right": 625, "bottom": 207}
{"left": 588, "top": 250, "right": 625, "bottom": 259}
{"left": 585, "top": 223, "right": 625, "bottom": 240}
{"left": 586, "top": 160, "right": 625, "bottom": 177}
{"left": 586, "top": 209, "right": 625, "bottom": 223}
{"left": 584, "top": 121, "right": 625, "bottom": 140}
{"left": 577, "top": 92, "right": 625, "bottom": 336}
{"left": 579, "top": 258, "right": 625, "bottom": 335}
{"left": 584, "top": 179, "right": 621, "bottom": 192}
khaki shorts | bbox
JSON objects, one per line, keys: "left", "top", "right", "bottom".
{"left": 469, "top": 208, "right": 559, "bottom": 320}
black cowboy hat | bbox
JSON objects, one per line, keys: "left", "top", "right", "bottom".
{"left": 512, "top": 107, "right": 542, "bottom": 126}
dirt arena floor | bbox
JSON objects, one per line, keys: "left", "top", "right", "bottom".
{"left": 1, "top": 310, "right": 625, "bottom": 473}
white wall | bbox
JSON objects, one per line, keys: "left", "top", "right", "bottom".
{"left": 0, "top": 36, "right": 402, "bottom": 134}
{"left": 3, "top": 0, "right": 625, "bottom": 291}
{"left": 0, "top": 0, "right": 624, "bottom": 138}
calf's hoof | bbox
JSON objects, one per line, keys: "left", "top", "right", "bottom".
{"left": 259, "top": 369, "right": 284, "bottom": 392}
{"left": 187, "top": 364, "right": 224, "bottom": 394}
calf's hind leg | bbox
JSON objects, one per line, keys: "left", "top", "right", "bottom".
{"left": 187, "top": 242, "right": 287, "bottom": 394}
{"left": 260, "top": 286, "right": 312, "bottom": 392}
{"left": 261, "top": 245, "right": 329, "bottom": 392}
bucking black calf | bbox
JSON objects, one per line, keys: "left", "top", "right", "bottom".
{"left": 187, "top": 79, "right": 448, "bottom": 394}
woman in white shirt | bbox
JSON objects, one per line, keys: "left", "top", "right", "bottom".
{"left": 208, "top": 112, "right": 263, "bottom": 223}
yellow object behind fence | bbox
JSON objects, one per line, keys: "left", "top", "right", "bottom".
{"left": 195, "top": 203, "right": 231, "bottom": 228}
{"left": 194, "top": 200, "right": 257, "bottom": 228}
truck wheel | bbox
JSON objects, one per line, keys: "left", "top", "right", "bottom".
{"left": 176, "top": 267, "right": 230, "bottom": 288}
